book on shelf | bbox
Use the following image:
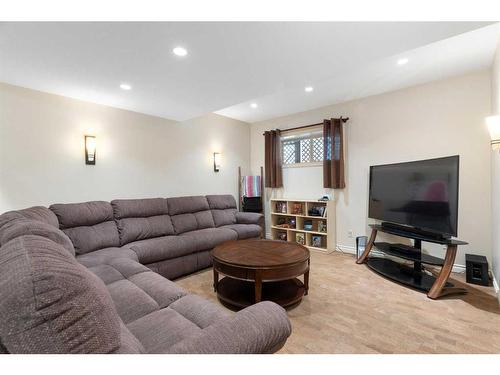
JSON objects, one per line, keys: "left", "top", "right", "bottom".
{"left": 308, "top": 205, "right": 325, "bottom": 217}
{"left": 295, "top": 232, "right": 305, "bottom": 245}
{"left": 277, "top": 232, "right": 287, "bottom": 241}
{"left": 275, "top": 217, "right": 296, "bottom": 229}
{"left": 303, "top": 219, "right": 313, "bottom": 231}
{"left": 322, "top": 207, "right": 327, "bottom": 218}
{"left": 275, "top": 201, "right": 287, "bottom": 213}
{"left": 318, "top": 221, "right": 327, "bottom": 233}
{"left": 291, "top": 202, "right": 303, "bottom": 215}
{"left": 312, "top": 235, "right": 322, "bottom": 247}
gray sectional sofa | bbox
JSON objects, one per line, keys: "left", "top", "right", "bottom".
{"left": 0, "top": 195, "right": 291, "bottom": 354}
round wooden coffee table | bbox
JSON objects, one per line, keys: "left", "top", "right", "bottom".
{"left": 211, "top": 239, "right": 310, "bottom": 310}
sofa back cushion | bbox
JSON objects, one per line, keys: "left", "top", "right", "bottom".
{"left": 111, "top": 198, "right": 174, "bottom": 246}
{"left": 0, "top": 219, "right": 75, "bottom": 256}
{"left": 0, "top": 206, "right": 75, "bottom": 256}
{"left": 50, "top": 201, "right": 120, "bottom": 254}
{"left": 0, "top": 235, "right": 121, "bottom": 353}
{"left": 206, "top": 195, "right": 238, "bottom": 227}
{"left": 167, "top": 196, "right": 215, "bottom": 234}
{"left": 0, "top": 206, "right": 59, "bottom": 231}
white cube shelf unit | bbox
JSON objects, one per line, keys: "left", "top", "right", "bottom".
{"left": 270, "top": 198, "right": 335, "bottom": 253}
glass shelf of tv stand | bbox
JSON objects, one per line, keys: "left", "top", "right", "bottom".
{"left": 366, "top": 258, "right": 453, "bottom": 293}
{"left": 373, "top": 242, "right": 445, "bottom": 266}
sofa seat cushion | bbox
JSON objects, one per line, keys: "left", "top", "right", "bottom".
{"left": 111, "top": 198, "right": 174, "bottom": 246}
{"left": 166, "top": 301, "right": 291, "bottom": 354}
{"left": 87, "top": 258, "right": 187, "bottom": 324}
{"left": 126, "top": 235, "right": 195, "bottom": 264}
{"left": 222, "top": 224, "right": 262, "bottom": 240}
{"left": 127, "top": 294, "right": 230, "bottom": 353}
{"left": 113, "top": 321, "right": 146, "bottom": 354}
{"left": 127, "top": 307, "right": 201, "bottom": 353}
{"left": 0, "top": 235, "right": 121, "bottom": 353}
{"left": 50, "top": 201, "right": 120, "bottom": 254}
{"left": 145, "top": 252, "right": 206, "bottom": 280}
{"left": 168, "top": 295, "right": 230, "bottom": 329}
{"left": 76, "top": 247, "right": 139, "bottom": 268}
{"left": 180, "top": 228, "right": 237, "bottom": 252}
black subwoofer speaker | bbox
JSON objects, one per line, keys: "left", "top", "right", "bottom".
{"left": 465, "top": 254, "right": 489, "bottom": 286}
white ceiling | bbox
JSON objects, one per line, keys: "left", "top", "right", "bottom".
{"left": 0, "top": 22, "right": 497, "bottom": 122}
{"left": 218, "top": 23, "right": 500, "bottom": 122}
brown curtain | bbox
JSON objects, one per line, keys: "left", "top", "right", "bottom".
{"left": 264, "top": 129, "right": 283, "bottom": 188}
{"left": 323, "top": 118, "right": 345, "bottom": 189}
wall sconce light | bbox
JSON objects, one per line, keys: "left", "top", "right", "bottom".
{"left": 213, "top": 152, "right": 221, "bottom": 172}
{"left": 85, "top": 135, "right": 97, "bottom": 165}
{"left": 486, "top": 115, "right": 500, "bottom": 150}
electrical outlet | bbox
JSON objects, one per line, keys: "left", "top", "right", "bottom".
{"left": 348, "top": 230, "right": 353, "bottom": 238}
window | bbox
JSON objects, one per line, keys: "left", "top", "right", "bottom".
{"left": 282, "top": 129, "right": 324, "bottom": 166}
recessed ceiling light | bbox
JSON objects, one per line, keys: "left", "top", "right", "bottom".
{"left": 119, "top": 83, "right": 132, "bottom": 90}
{"left": 250, "top": 103, "right": 258, "bottom": 109}
{"left": 173, "top": 46, "right": 188, "bottom": 56}
{"left": 305, "top": 86, "right": 314, "bottom": 93}
{"left": 397, "top": 58, "right": 409, "bottom": 66}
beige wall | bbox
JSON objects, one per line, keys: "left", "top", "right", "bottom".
{"left": 0, "top": 83, "right": 250, "bottom": 211}
{"left": 251, "top": 71, "right": 492, "bottom": 267}
{"left": 491, "top": 40, "right": 500, "bottom": 289}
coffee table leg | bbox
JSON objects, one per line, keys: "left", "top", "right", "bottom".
{"left": 213, "top": 268, "right": 219, "bottom": 292}
{"left": 304, "top": 270, "right": 309, "bottom": 296}
{"left": 255, "top": 271, "right": 262, "bottom": 303}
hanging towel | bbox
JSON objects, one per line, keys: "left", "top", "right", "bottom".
{"left": 242, "top": 175, "right": 261, "bottom": 197}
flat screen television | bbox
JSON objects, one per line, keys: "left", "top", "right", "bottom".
{"left": 368, "top": 156, "right": 459, "bottom": 237}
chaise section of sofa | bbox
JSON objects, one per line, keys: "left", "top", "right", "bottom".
{"left": 0, "top": 227, "right": 291, "bottom": 353}
{"left": 0, "top": 197, "right": 289, "bottom": 354}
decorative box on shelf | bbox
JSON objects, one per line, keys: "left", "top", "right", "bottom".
{"left": 270, "top": 198, "right": 335, "bottom": 253}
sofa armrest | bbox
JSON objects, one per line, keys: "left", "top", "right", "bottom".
{"left": 236, "top": 212, "right": 265, "bottom": 238}
{"left": 236, "top": 211, "right": 263, "bottom": 225}
{"left": 166, "top": 301, "right": 291, "bottom": 354}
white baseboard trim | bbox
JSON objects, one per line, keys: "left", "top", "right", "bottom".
{"left": 452, "top": 263, "right": 466, "bottom": 274}
{"left": 335, "top": 243, "right": 465, "bottom": 273}
{"left": 335, "top": 244, "right": 356, "bottom": 254}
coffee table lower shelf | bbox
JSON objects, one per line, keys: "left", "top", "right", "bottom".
{"left": 216, "top": 277, "right": 305, "bottom": 310}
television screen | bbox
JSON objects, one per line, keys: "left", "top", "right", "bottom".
{"left": 368, "top": 156, "right": 459, "bottom": 236}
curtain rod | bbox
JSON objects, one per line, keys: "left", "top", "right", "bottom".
{"left": 263, "top": 117, "right": 349, "bottom": 135}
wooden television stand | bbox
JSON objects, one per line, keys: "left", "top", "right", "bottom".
{"left": 356, "top": 224, "right": 468, "bottom": 299}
